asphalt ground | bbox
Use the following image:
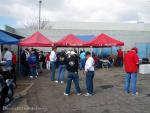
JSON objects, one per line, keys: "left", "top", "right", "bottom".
{"left": 4, "top": 67, "right": 150, "bottom": 113}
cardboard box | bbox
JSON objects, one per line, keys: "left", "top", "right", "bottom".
{"left": 139, "top": 64, "right": 150, "bottom": 74}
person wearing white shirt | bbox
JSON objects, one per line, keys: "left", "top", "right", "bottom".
{"left": 50, "top": 47, "right": 57, "bottom": 81}
{"left": 3, "top": 47, "right": 13, "bottom": 68}
{"left": 84, "top": 51, "right": 95, "bottom": 96}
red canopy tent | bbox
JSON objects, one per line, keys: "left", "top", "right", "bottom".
{"left": 55, "top": 34, "right": 85, "bottom": 47}
{"left": 84, "top": 33, "right": 124, "bottom": 47}
{"left": 19, "top": 32, "right": 54, "bottom": 47}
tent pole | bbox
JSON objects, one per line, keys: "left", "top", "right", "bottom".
{"left": 101, "top": 48, "right": 103, "bottom": 58}
{"left": 0, "top": 45, "right": 1, "bottom": 61}
{"left": 17, "top": 46, "right": 21, "bottom": 77}
{"left": 90, "top": 46, "right": 93, "bottom": 56}
{"left": 111, "top": 47, "right": 112, "bottom": 55}
{"left": 78, "top": 47, "right": 79, "bottom": 55}
{"left": 146, "top": 43, "right": 149, "bottom": 58}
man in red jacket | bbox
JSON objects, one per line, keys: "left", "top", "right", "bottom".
{"left": 11, "top": 51, "right": 17, "bottom": 73}
{"left": 123, "top": 48, "right": 139, "bottom": 95}
{"left": 117, "top": 48, "right": 123, "bottom": 66}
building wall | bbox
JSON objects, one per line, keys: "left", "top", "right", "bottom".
{"left": 14, "top": 22, "right": 150, "bottom": 58}
{"left": 15, "top": 29, "right": 150, "bottom": 49}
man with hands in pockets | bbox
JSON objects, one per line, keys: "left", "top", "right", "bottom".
{"left": 84, "top": 51, "right": 95, "bottom": 96}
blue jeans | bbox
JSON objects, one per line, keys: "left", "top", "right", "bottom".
{"left": 118, "top": 57, "right": 123, "bottom": 66}
{"left": 50, "top": 61, "right": 56, "bottom": 81}
{"left": 124, "top": 73, "right": 137, "bottom": 94}
{"left": 65, "top": 72, "right": 81, "bottom": 94}
{"left": 86, "top": 71, "right": 95, "bottom": 94}
{"left": 80, "top": 59, "right": 86, "bottom": 70}
{"left": 30, "top": 66, "right": 37, "bottom": 77}
{"left": 21, "top": 62, "right": 30, "bottom": 76}
{"left": 57, "top": 65, "right": 66, "bottom": 81}
{"left": 6, "top": 60, "right": 12, "bottom": 68}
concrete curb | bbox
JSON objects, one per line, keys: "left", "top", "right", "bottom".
{"left": 14, "top": 83, "right": 34, "bottom": 98}
{"left": 4, "top": 83, "right": 34, "bottom": 109}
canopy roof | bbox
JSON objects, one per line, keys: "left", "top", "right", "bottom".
{"left": 76, "top": 35, "right": 95, "bottom": 42}
{"left": 55, "top": 34, "right": 85, "bottom": 47}
{"left": 84, "top": 33, "right": 124, "bottom": 47}
{"left": 0, "top": 31, "right": 19, "bottom": 44}
{"left": 0, "top": 29, "right": 24, "bottom": 39}
{"left": 19, "top": 32, "right": 54, "bottom": 47}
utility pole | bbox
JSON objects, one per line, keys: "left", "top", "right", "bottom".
{"left": 39, "top": 0, "right": 42, "bottom": 30}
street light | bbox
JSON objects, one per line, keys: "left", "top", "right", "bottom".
{"left": 39, "top": 0, "right": 42, "bottom": 30}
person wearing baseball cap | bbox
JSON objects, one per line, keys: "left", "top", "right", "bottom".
{"left": 64, "top": 51, "right": 81, "bottom": 96}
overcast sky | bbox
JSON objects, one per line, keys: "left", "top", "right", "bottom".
{"left": 0, "top": 0, "right": 150, "bottom": 28}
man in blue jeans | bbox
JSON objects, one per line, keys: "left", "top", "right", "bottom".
{"left": 28, "top": 50, "right": 37, "bottom": 78}
{"left": 55, "top": 51, "right": 67, "bottom": 83}
{"left": 84, "top": 51, "right": 95, "bottom": 96}
{"left": 124, "top": 48, "right": 139, "bottom": 96}
{"left": 50, "top": 47, "right": 57, "bottom": 81}
{"left": 64, "top": 51, "right": 81, "bottom": 96}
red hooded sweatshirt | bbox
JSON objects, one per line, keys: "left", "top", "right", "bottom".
{"left": 124, "top": 50, "right": 139, "bottom": 73}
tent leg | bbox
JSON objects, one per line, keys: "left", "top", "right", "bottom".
{"left": 17, "top": 46, "right": 21, "bottom": 78}
{"left": 90, "top": 46, "right": 93, "bottom": 56}
{"left": 146, "top": 43, "right": 149, "bottom": 58}
{"left": 78, "top": 47, "right": 79, "bottom": 56}
{"left": 111, "top": 47, "right": 112, "bottom": 55}
{"left": 101, "top": 48, "right": 103, "bottom": 58}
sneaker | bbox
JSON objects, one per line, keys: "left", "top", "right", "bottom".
{"left": 64, "top": 93, "right": 69, "bottom": 96}
{"left": 132, "top": 92, "right": 139, "bottom": 96}
{"left": 61, "top": 81, "right": 64, "bottom": 84}
{"left": 35, "top": 76, "right": 38, "bottom": 78}
{"left": 76, "top": 93, "right": 81, "bottom": 96}
{"left": 84, "top": 93, "right": 93, "bottom": 96}
{"left": 30, "top": 76, "right": 33, "bottom": 79}
{"left": 55, "top": 80, "right": 59, "bottom": 83}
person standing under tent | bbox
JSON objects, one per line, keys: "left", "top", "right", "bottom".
{"left": 55, "top": 50, "right": 67, "bottom": 84}
{"left": 24, "top": 48, "right": 30, "bottom": 76}
{"left": 64, "top": 51, "right": 81, "bottom": 96}
{"left": 84, "top": 51, "right": 95, "bottom": 96}
{"left": 123, "top": 48, "right": 139, "bottom": 96}
{"left": 11, "top": 51, "right": 17, "bottom": 84}
{"left": 34, "top": 49, "right": 40, "bottom": 75}
{"left": 28, "top": 50, "right": 37, "bottom": 79}
{"left": 3, "top": 47, "right": 12, "bottom": 68}
{"left": 45, "top": 52, "right": 51, "bottom": 70}
{"left": 117, "top": 48, "right": 123, "bottom": 66}
{"left": 79, "top": 50, "right": 86, "bottom": 70}
{"left": 11, "top": 51, "right": 17, "bottom": 73}
{"left": 39, "top": 51, "right": 45, "bottom": 73}
{"left": 50, "top": 47, "right": 57, "bottom": 81}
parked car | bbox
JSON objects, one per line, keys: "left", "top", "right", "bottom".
{"left": 0, "top": 63, "right": 15, "bottom": 112}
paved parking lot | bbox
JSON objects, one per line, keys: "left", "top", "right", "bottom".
{"left": 5, "top": 67, "right": 150, "bottom": 113}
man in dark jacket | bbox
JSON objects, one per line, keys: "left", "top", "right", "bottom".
{"left": 20, "top": 49, "right": 30, "bottom": 76}
{"left": 64, "top": 51, "right": 81, "bottom": 96}
{"left": 55, "top": 51, "right": 67, "bottom": 83}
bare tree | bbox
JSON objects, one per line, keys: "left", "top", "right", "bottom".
{"left": 24, "top": 17, "right": 51, "bottom": 30}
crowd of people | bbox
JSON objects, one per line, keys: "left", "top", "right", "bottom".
{"left": 20, "top": 48, "right": 45, "bottom": 78}
{"left": 19, "top": 47, "right": 95, "bottom": 96}
{"left": 1, "top": 46, "right": 139, "bottom": 96}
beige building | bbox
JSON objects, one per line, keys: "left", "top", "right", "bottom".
{"left": 5, "top": 22, "right": 150, "bottom": 58}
